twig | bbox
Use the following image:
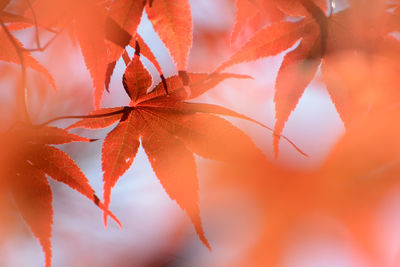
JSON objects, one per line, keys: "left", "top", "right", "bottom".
{"left": 0, "top": 17, "right": 30, "bottom": 124}
{"left": 21, "top": 30, "right": 62, "bottom": 52}
{"left": 25, "top": 0, "right": 41, "bottom": 50}
{"left": 19, "top": 0, "right": 63, "bottom": 52}
{"left": 5, "top": 1, "right": 63, "bottom": 53}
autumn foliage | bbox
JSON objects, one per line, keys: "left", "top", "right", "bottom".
{"left": 1, "top": 0, "right": 400, "bottom": 266}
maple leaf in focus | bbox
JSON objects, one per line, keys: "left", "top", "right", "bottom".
{"left": 0, "top": 125, "right": 120, "bottom": 267}
{"left": 68, "top": 52, "right": 270, "bottom": 249}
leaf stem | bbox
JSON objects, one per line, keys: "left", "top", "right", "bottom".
{"left": 35, "top": 108, "right": 131, "bottom": 128}
{"left": 182, "top": 102, "right": 309, "bottom": 157}
{"left": 122, "top": 50, "right": 130, "bottom": 65}
{"left": 300, "top": 0, "right": 328, "bottom": 55}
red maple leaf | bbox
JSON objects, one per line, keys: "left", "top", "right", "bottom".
{"left": 0, "top": 125, "right": 120, "bottom": 267}
{"left": 66, "top": 51, "right": 289, "bottom": 250}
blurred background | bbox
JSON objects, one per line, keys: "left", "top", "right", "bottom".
{"left": 2, "top": 0, "right": 400, "bottom": 266}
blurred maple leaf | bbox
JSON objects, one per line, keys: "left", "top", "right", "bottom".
{"left": 218, "top": 0, "right": 400, "bottom": 156}
{"left": 0, "top": 125, "right": 120, "bottom": 267}
{"left": 0, "top": 26, "right": 56, "bottom": 90}
{"left": 204, "top": 106, "right": 400, "bottom": 266}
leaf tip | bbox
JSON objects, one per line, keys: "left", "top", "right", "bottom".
{"left": 196, "top": 226, "right": 211, "bottom": 251}
{"left": 103, "top": 213, "right": 108, "bottom": 228}
{"left": 273, "top": 134, "right": 280, "bottom": 158}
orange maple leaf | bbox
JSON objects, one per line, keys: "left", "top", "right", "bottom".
{"left": 67, "top": 52, "right": 280, "bottom": 250}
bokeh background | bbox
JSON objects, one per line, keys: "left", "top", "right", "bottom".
{"left": 2, "top": 0, "right": 400, "bottom": 266}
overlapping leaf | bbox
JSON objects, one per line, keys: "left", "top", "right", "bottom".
{"left": 231, "top": 0, "right": 326, "bottom": 45}
{"left": 146, "top": 0, "right": 192, "bottom": 71}
{"left": 232, "top": 0, "right": 284, "bottom": 44}
{"left": 74, "top": 0, "right": 109, "bottom": 109}
{"left": 275, "top": 0, "right": 327, "bottom": 17}
{"left": 221, "top": 1, "right": 400, "bottom": 157}
{"left": 0, "top": 125, "right": 120, "bottom": 267}
{"left": 122, "top": 52, "right": 152, "bottom": 102}
{"left": 131, "top": 34, "right": 163, "bottom": 75}
{"left": 273, "top": 22, "right": 321, "bottom": 155}
{"left": 218, "top": 15, "right": 323, "bottom": 155}
{"left": 106, "top": 0, "right": 145, "bottom": 61}
{"left": 104, "top": 0, "right": 146, "bottom": 90}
